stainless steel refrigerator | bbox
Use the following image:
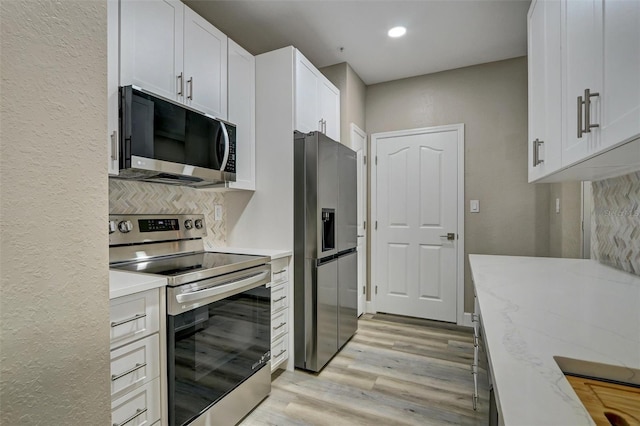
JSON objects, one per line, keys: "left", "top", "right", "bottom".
{"left": 293, "top": 131, "right": 358, "bottom": 372}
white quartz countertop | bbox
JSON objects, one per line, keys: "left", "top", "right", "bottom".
{"left": 468, "top": 255, "right": 640, "bottom": 426}
{"left": 204, "top": 244, "right": 292, "bottom": 261}
{"left": 109, "top": 270, "right": 167, "bottom": 299}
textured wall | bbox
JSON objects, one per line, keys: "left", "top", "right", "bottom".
{"left": 549, "top": 182, "right": 582, "bottom": 258}
{"left": 0, "top": 1, "right": 110, "bottom": 424}
{"left": 592, "top": 171, "right": 640, "bottom": 275}
{"left": 109, "top": 180, "right": 227, "bottom": 247}
{"left": 366, "top": 57, "right": 550, "bottom": 313}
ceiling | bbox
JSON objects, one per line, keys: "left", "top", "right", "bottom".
{"left": 184, "top": 0, "right": 531, "bottom": 85}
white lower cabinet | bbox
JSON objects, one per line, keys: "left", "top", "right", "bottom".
{"left": 110, "top": 288, "right": 165, "bottom": 426}
{"left": 270, "top": 256, "right": 290, "bottom": 372}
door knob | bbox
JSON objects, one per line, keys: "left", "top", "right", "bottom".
{"left": 440, "top": 233, "right": 456, "bottom": 241}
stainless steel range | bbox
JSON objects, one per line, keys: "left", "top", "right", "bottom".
{"left": 109, "top": 214, "right": 271, "bottom": 426}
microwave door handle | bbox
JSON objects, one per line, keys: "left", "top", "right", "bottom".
{"left": 219, "top": 122, "right": 230, "bottom": 171}
{"left": 175, "top": 271, "right": 269, "bottom": 304}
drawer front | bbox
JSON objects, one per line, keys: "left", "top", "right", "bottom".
{"left": 110, "top": 289, "right": 159, "bottom": 349}
{"left": 110, "top": 334, "right": 160, "bottom": 398}
{"left": 271, "top": 283, "right": 288, "bottom": 313}
{"left": 271, "top": 309, "right": 288, "bottom": 342}
{"left": 111, "top": 377, "right": 161, "bottom": 426}
{"left": 271, "top": 258, "right": 289, "bottom": 285}
{"left": 271, "top": 334, "right": 288, "bottom": 371}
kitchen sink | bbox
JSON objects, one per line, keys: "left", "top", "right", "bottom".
{"left": 555, "top": 356, "right": 640, "bottom": 426}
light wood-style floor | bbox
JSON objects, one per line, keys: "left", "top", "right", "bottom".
{"left": 241, "top": 313, "right": 490, "bottom": 426}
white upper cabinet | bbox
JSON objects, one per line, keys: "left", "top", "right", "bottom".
{"left": 527, "top": 0, "right": 562, "bottom": 182}
{"left": 120, "top": 0, "right": 184, "bottom": 102}
{"left": 120, "top": 0, "right": 227, "bottom": 119}
{"left": 107, "top": 0, "right": 120, "bottom": 176}
{"left": 227, "top": 39, "right": 256, "bottom": 191}
{"left": 294, "top": 51, "right": 340, "bottom": 142}
{"left": 528, "top": 0, "right": 640, "bottom": 182}
{"left": 183, "top": 7, "right": 227, "bottom": 119}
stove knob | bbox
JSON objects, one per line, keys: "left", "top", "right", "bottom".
{"left": 184, "top": 219, "right": 193, "bottom": 230}
{"left": 194, "top": 219, "right": 203, "bottom": 229}
{"left": 108, "top": 220, "right": 117, "bottom": 234}
{"left": 118, "top": 220, "right": 133, "bottom": 233}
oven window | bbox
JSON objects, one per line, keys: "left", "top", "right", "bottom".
{"left": 167, "top": 285, "right": 270, "bottom": 426}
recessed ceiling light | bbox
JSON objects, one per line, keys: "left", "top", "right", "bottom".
{"left": 388, "top": 26, "right": 407, "bottom": 38}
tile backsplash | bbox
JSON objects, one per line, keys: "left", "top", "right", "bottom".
{"left": 591, "top": 171, "right": 640, "bottom": 275}
{"left": 109, "top": 179, "right": 226, "bottom": 247}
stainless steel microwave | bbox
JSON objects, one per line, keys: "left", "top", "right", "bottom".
{"left": 118, "top": 85, "right": 236, "bottom": 187}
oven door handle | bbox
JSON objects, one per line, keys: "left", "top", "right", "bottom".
{"left": 175, "top": 271, "right": 269, "bottom": 304}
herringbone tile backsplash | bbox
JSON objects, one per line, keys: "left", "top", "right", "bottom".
{"left": 592, "top": 171, "right": 640, "bottom": 275}
{"left": 109, "top": 179, "right": 226, "bottom": 247}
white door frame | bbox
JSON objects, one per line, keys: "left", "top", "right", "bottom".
{"left": 370, "top": 123, "right": 465, "bottom": 325}
{"left": 350, "top": 123, "right": 367, "bottom": 316}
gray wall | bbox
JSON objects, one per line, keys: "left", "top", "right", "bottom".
{"left": 549, "top": 182, "right": 582, "bottom": 258}
{"left": 366, "top": 57, "right": 550, "bottom": 312}
{"left": 1, "top": 1, "right": 110, "bottom": 424}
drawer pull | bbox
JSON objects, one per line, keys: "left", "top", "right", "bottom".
{"left": 273, "top": 296, "right": 286, "bottom": 303}
{"left": 111, "top": 313, "right": 146, "bottom": 328}
{"left": 111, "top": 362, "right": 147, "bottom": 382}
{"left": 273, "top": 269, "right": 287, "bottom": 275}
{"left": 113, "top": 407, "right": 147, "bottom": 426}
{"left": 274, "top": 349, "right": 286, "bottom": 358}
{"left": 273, "top": 322, "right": 286, "bottom": 331}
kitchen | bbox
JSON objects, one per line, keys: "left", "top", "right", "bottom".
{"left": 1, "top": 1, "right": 639, "bottom": 425}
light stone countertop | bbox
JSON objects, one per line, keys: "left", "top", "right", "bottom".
{"left": 205, "top": 244, "right": 292, "bottom": 261}
{"left": 468, "top": 254, "right": 640, "bottom": 426}
{"left": 109, "top": 270, "right": 167, "bottom": 299}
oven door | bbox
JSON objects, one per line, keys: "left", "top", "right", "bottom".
{"left": 167, "top": 268, "right": 271, "bottom": 426}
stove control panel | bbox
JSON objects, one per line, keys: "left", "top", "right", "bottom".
{"left": 109, "top": 214, "right": 207, "bottom": 246}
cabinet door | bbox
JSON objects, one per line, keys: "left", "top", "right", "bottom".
{"left": 561, "top": 0, "right": 603, "bottom": 166}
{"left": 107, "top": 0, "right": 119, "bottom": 176}
{"left": 600, "top": 0, "right": 640, "bottom": 149}
{"left": 295, "top": 52, "right": 319, "bottom": 134}
{"left": 319, "top": 77, "right": 341, "bottom": 142}
{"left": 120, "top": 0, "right": 184, "bottom": 102}
{"left": 228, "top": 39, "right": 256, "bottom": 190}
{"left": 183, "top": 6, "right": 228, "bottom": 118}
{"left": 527, "top": 0, "right": 562, "bottom": 182}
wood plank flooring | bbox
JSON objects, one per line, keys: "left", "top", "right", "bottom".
{"left": 240, "top": 313, "right": 490, "bottom": 426}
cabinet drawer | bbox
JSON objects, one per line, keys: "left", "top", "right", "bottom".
{"left": 271, "top": 309, "right": 288, "bottom": 342}
{"left": 110, "top": 289, "right": 160, "bottom": 349}
{"left": 111, "top": 377, "right": 161, "bottom": 426}
{"left": 270, "top": 258, "right": 289, "bottom": 285}
{"left": 271, "top": 334, "right": 288, "bottom": 371}
{"left": 110, "top": 334, "right": 160, "bottom": 398}
{"left": 271, "top": 283, "right": 288, "bottom": 313}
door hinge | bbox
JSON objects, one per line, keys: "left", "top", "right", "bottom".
{"left": 364, "top": 220, "right": 366, "bottom": 230}
{"left": 375, "top": 285, "right": 378, "bottom": 295}
{"left": 364, "top": 155, "right": 367, "bottom": 165}
{"left": 375, "top": 221, "right": 378, "bottom": 230}
{"left": 362, "top": 286, "right": 365, "bottom": 295}
{"left": 375, "top": 156, "right": 378, "bottom": 165}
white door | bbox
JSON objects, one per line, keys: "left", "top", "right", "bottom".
{"left": 120, "top": 0, "right": 184, "bottom": 102}
{"left": 183, "top": 6, "right": 227, "bottom": 119}
{"left": 350, "top": 124, "right": 367, "bottom": 317}
{"left": 373, "top": 125, "right": 462, "bottom": 323}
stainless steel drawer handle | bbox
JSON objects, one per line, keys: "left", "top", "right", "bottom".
{"left": 110, "top": 313, "right": 146, "bottom": 328}
{"left": 273, "top": 296, "right": 286, "bottom": 303}
{"left": 273, "top": 269, "right": 287, "bottom": 275}
{"left": 273, "top": 322, "right": 286, "bottom": 331}
{"left": 274, "top": 349, "right": 286, "bottom": 358}
{"left": 584, "top": 88, "right": 600, "bottom": 133}
{"left": 113, "top": 407, "right": 147, "bottom": 426}
{"left": 111, "top": 362, "right": 147, "bottom": 382}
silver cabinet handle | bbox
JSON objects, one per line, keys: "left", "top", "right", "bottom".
{"left": 111, "top": 130, "right": 119, "bottom": 162}
{"left": 274, "top": 349, "right": 286, "bottom": 358}
{"left": 322, "top": 119, "right": 326, "bottom": 134}
{"left": 577, "top": 95, "right": 584, "bottom": 138}
{"left": 187, "top": 77, "right": 193, "bottom": 100}
{"left": 273, "top": 322, "right": 286, "bottom": 331}
{"left": 111, "top": 362, "right": 147, "bottom": 382}
{"left": 273, "top": 295, "right": 286, "bottom": 303}
{"left": 113, "top": 408, "right": 147, "bottom": 426}
{"left": 532, "top": 139, "right": 544, "bottom": 167}
{"left": 273, "top": 269, "right": 287, "bottom": 275}
{"left": 584, "top": 88, "right": 600, "bottom": 133}
{"left": 110, "top": 313, "right": 146, "bottom": 328}
{"left": 318, "top": 119, "right": 323, "bottom": 132}
{"left": 177, "top": 72, "right": 183, "bottom": 96}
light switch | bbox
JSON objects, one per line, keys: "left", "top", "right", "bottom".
{"left": 470, "top": 200, "right": 480, "bottom": 213}
{"left": 214, "top": 204, "right": 223, "bottom": 221}
{"left": 555, "top": 198, "right": 560, "bottom": 214}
